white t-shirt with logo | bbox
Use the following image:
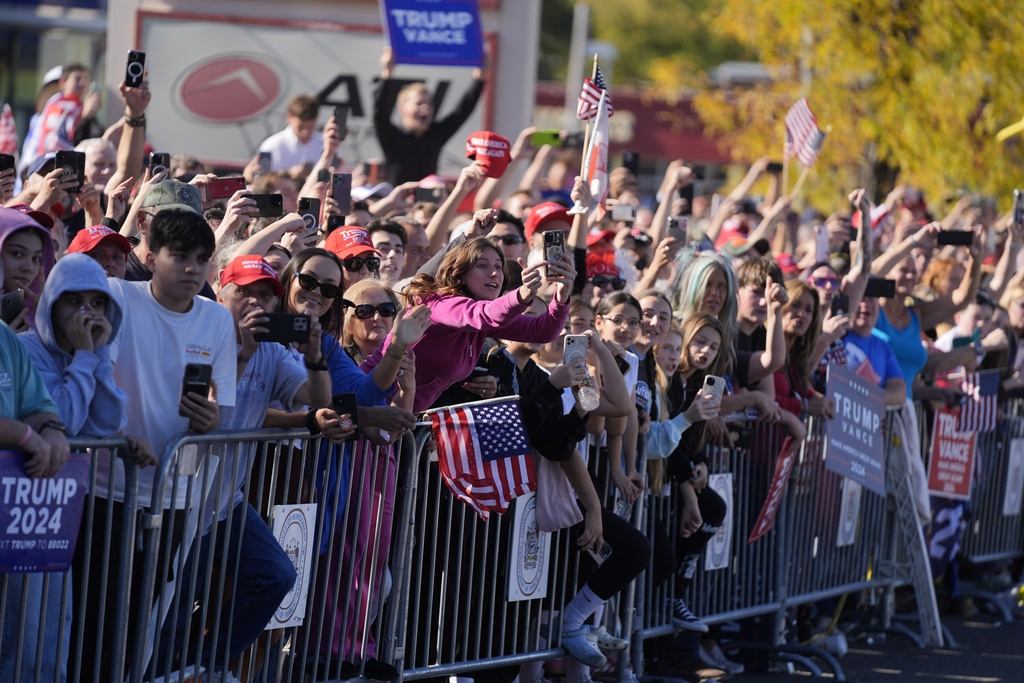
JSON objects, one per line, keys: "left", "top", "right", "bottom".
{"left": 104, "top": 279, "right": 237, "bottom": 508}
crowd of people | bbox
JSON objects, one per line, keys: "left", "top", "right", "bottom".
{"left": 0, "top": 50, "right": 1022, "bottom": 683}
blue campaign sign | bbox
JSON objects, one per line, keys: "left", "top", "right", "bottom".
{"left": 0, "top": 452, "right": 89, "bottom": 572}
{"left": 382, "top": 0, "right": 484, "bottom": 67}
{"left": 825, "top": 366, "right": 886, "bottom": 496}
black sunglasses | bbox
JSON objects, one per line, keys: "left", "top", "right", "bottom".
{"left": 295, "top": 272, "right": 341, "bottom": 299}
{"left": 343, "top": 256, "right": 381, "bottom": 273}
{"left": 590, "top": 275, "right": 626, "bottom": 290}
{"left": 343, "top": 300, "right": 399, "bottom": 320}
{"left": 494, "top": 234, "right": 524, "bottom": 245}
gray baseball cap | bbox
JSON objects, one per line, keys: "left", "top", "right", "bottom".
{"left": 142, "top": 180, "right": 202, "bottom": 215}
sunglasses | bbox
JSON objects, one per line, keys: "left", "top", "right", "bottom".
{"left": 343, "top": 256, "right": 381, "bottom": 273}
{"left": 494, "top": 234, "right": 524, "bottom": 246}
{"left": 590, "top": 275, "right": 626, "bottom": 290}
{"left": 295, "top": 272, "right": 341, "bottom": 299}
{"left": 809, "top": 276, "right": 841, "bottom": 289}
{"left": 343, "top": 300, "right": 399, "bottom": 320}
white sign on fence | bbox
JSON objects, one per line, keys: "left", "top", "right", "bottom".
{"left": 269, "top": 503, "right": 317, "bottom": 629}
{"left": 508, "top": 492, "right": 550, "bottom": 601}
{"left": 705, "top": 473, "right": 733, "bottom": 571}
{"left": 1004, "top": 439, "right": 1024, "bottom": 517}
{"left": 837, "top": 477, "right": 862, "bottom": 548}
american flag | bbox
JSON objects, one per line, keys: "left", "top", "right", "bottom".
{"left": 0, "top": 104, "right": 17, "bottom": 156}
{"left": 783, "top": 98, "right": 827, "bottom": 167}
{"left": 958, "top": 369, "right": 1000, "bottom": 433}
{"left": 428, "top": 397, "right": 536, "bottom": 520}
{"left": 576, "top": 66, "right": 614, "bottom": 121}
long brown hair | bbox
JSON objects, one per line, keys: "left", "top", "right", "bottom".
{"left": 783, "top": 279, "right": 823, "bottom": 392}
{"left": 404, "top": 237, "right": 506, "bottom": 305}
{"left": 676, "top": 313, "right": 726, "bottom": 383}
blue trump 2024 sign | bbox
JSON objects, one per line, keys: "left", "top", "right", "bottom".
{"left": 382, "top": 0, "right": 484, "bottom": 67}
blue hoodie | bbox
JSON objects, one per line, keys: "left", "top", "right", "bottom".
{"left": 19, "top": 253, "right": 127, "bottom": 437}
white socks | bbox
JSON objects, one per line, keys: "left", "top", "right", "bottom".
{"left": 562, "top": 584, "right": 602, "bottom": 632}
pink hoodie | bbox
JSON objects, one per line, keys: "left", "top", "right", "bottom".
{"left": 361, "top": 289, "right": 568, "bottom": 411}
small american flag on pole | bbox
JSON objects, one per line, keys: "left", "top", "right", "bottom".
{"left": 428, "top": 397, "right": 536, "bottom": 520}
{"left": 784, "top": 98, "right": 827, "bottom": 167}
{"left": 958, "top": 369, "right": 1000, "bottom": 433}
{"left": 577, "top": 66, "right": 614, "bottom": 121}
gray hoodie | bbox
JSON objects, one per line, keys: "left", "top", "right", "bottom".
{"left": 19, "top": 253, "right": 127, "bottom": 437}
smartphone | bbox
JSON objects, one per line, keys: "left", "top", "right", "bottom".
{"left": 621, "top": 149, "right": 640, "bottom": 176}
{"left": 830, "top": 293, "right": 850, "bottom": 317}
{"left": 206, "top": 176, "right": 246, "bottom": 200}
{"left": 766, "top": 161, "right": 784, "bottom": 174}
{"left": 0, "top": 289, "right": 24, "bottom": 325}
{"left": 701, "top": 375, "right": 725, "bottom": 412}
{"left": 257, "top": 152, "right": 272, "bottom": 175}
{"left": 530, "top": 130, "right": 562, "bottom": 148}
{"left": 414, "top": 187, "right": 442, "bottom": 204}
{"left": 814, "top": 224, "right": 829, "bottom": 262}
{"left": 611, "top": 204, "right": 637, "bottom": 222}
{"left": 332, "top": 105, "right": 349, "bottom": 140}
{"left": 247, "top": 193, "right": 283, "bottom": 218}
{"left": 1014, "top": 189, "right": 1024, "bottom": 226}
{"left": 678, "top": 182, "right": 694, "bottom": 214}
{"left": 180, "top": 363, "right": 213, "bottom": 415}
{"left": 936, "top": 230, "right": 974, "bottom": 246}
{"left": 563, "top": 132, "right": 585, "bottom": 148}
{"left": 253, "top": 313, "right": 310, "bottom": 343}
{"left": 149, "top": 152, "right": 170, "bottom": 176}
{"left": 692, "top": 165, "right": 706, "bottom": 181}
{"left": 586, "top": 542, "right": 613, "bottom": 566}
{"left": 325, "top": 214, "right": 346, "bottom": 234}
{"left": 125, "top": 49, "right": 146, "bottom": 88}
{"left": 0, "top": 154, "right": 15, "bottom": 174}
{"left": 667, "top": 216, "right": 688, "bottom": 238}
{"left": 864, "top": 278, "right": 896, "bottom": 298}
{"left": 298, "top": 197, "right": 321, "bottom": 232}
{"left": 563, "top": 334, "right": 588, "bottom": 368}
{"left": 331, "top": 173, "right": 352, "bottom": 215}
{"left": 316, "top": 168, "right": 330, "bottom": 184}
{"left": 332, "top": 393, "right": 359, "bottom": 433}
{"left": 55, "top": 150, "right": 85, "bottom": 193}
{"left": 542, "top": 230, "right": 564, "bottom": 277}
{"left": 615, "top": 354, "right": 631, "bottom": 376}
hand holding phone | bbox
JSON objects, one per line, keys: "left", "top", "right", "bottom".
{"left": 207, "top": 176, "right": 246, "bottom": 200}
{"left": 542, "top": 230, "right": 565, "bottom": 277}
{"left": 331, "top": 173, "right": 353, "bottom": 215}
{"left": 701, "top": 375, "right": 725, "bottom": 416}
{"left": 530, "top": 130, "right": 562, "bottom": 148}
{"left": 179, "top": 363, "right": 213, "bottom": 418}
{"left": 332, "top": 105, "right": 349, "bottom": 140}
{"left": 125, "top": 50, "right": 146, "bottom": 88}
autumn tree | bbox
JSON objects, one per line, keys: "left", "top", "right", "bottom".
{"left": 691, "top": 0, "right": 1024, "bottom": 210}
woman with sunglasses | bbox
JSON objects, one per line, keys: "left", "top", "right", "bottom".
{"left": 583, "top": 256, "right": 626, "bottom": 309}
{"left": 325, "top": 227, "right": 383, "bottom": 291}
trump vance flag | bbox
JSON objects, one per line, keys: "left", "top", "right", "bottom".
{"left": 428, "top": 396, "right": 536, "bottom": 520}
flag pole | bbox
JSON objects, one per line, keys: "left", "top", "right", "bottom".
{"left": 782, "top": 126, "right": 789, "bottom": 195}
{"left": 567, "top": 54, "right": 600, "bottom": 216}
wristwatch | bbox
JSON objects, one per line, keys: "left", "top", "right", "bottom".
{"left": 39, "top": 419, "right": 66, "bottom": 434}
{"left": 974, "top": 340, "right": 984, "bottom": 354}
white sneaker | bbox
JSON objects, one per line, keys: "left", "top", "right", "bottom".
{"left": 206, "top": 668, "right": 243, "bottom": 683}
{"left": 590, "top": 624, "right": 628, "bottom": 651}
{"left": 700, "top": 643, "right": 744, "bottom": 676}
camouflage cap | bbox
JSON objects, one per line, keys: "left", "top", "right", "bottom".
{"left": 142, "top": 180, "right": 202, "bottom": 215}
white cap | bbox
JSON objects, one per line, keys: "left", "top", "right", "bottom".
{"left": 352, "top": 182, "right": 394, "bottom": 203}
{"left": 42, "top": 66, "right": 63, "bottom": 85}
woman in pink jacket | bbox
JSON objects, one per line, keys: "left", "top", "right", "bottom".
{"left": 363, "top": 236, "right": 574, "bottom": 411}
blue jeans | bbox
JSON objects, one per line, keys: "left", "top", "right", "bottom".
{"left": 158, "top": 502, "right": 296, "bottom": 673}
{"left": 1, "top": 572, "right": 71, "bottom": 683}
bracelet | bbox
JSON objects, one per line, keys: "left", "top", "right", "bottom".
{"left": 16, "top": 424, "right": 33, "bottom": 448}
{"left": 124, "top": 113, "right": 145, "bottom": 127}
{"left": 305, "top": 409, "right": 322, "bottom": 435}
{"left": 304, "top": 356, "right": 328, "bottom": 371}
{"left": 910, "top": 235, "right": 919, "bottom": 249}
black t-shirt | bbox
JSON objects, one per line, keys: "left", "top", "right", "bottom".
{"left": 664, "top": 373, "right": 706, "bottom": 481}
{"left": 516, "top": 359, "right": 589, "bottom": 462}
{"left": 736, "top": 324, "right": 767, "bottom": 353}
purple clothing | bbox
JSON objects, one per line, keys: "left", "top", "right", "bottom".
{"left": 361, "top": 290, "right": 569, "bottom": 411}
{"left": 0, "top": 209, "right": 56, "bottom": 328}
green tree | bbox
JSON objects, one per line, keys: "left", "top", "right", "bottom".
{"left": 690, "top": 0, "right": 1024, "bottom": 209}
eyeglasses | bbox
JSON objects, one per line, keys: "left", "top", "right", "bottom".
{"left": 809, "top": 276, "right": 841, "bottom": 290}
{"left": 343, "top": 300, "right": 399, "bottom": 320}
{"left": 603, "top": 315, "right": 642, "bottom": 330}
{"left": 493, "top": 235, "right": 524, "bottom": 246}
{"left": 590, "top": 275, "right": 626, "bottom": 290}
{"left": 295, "top": 272, "right": 341, "bottom": 299}
{"left": 343, "top": 256, "right": 381, "bottom": 273}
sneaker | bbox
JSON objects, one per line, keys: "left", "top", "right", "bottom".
{"left": 206, "top": 669, "right": 242, "bottom": 683}
{"left": 363, "top": 658, "right": 400, "bottom": 681}
{"left": 676, "top": 658, "right": 726, "bottom": 682}
{"left": 590, "top": 625, "right": 628, "bottom": 651}
{"left": 670, "top": 598, "right": 709, "bottom": 633}
{"left": 560, "top": 626, "right": 607, "bottom": 668}
{"left": 700, "top": 643, "right": 744, "bottom": 677}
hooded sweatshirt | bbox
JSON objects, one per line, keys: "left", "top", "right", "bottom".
{"left": 0, "top": 217, "right": 56, "bottom": 328}
{"left": 19, "top": 253, "right": 126, "bottom": 437}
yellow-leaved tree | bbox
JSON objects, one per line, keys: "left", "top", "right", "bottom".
{"left": 690, "top": 0, "right": 1024, "bottom": 210}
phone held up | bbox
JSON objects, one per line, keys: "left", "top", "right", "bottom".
{"left": 125, "top": 50, "right": 146, "bottom": 88}
{"left": 0, "top": 289, "right": 24, "bottom": 325}
{"left": 253, "top": 313, "right": 310, "bottom": 343}
{"left": 542, "top": 230, "right": 564, "bottom": 278}
{"left": 179, "top": 363, "right": 213, "bottom": 417}
{"left": 332, "top": 393, "right": 359, "bottom": 433}
{"left": 55, "top": 150, "right": 86, "bottom": 193}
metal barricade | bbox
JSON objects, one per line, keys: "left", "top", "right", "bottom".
{"left": 0, "top": 436, "right": 139, "bottom": 683}
{"left": 126, "top": 429, "right": 411, "bottom": 683}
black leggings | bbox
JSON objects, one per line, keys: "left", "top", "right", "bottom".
{"left": 650, "top": 486, "right": 727, "bottom": 590}
{"left": 572, "top": 503, "right": 652, "bottom": 601}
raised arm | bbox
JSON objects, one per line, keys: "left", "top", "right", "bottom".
{"left": 918, "top": 227, "right": 983, "bottom": 331}
{"left": 105, "top": 80, "right": 150, "bottom": 195}
{"left": 474, "top": 127, "right": 536, "bottom": 210}
{"left": 871, "top": 221, "right": 940, "bottom": 277}
{"left": 986, "top": 219, "right": 1022, "bottom": 302}
{"left": 746, "top": 194, "right": 794, "bottom": 247}
{"left": 649, "top": 160, "right": 694, "bottom": 245}
{"left": 424, "top": 162, "right": 486, "bottom": 255}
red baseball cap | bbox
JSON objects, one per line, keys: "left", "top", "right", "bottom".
{"left": 524, "top": 202, "right": 572, "bottom": 240}
{"left": 324, "top": 227, "right": 381, "bottom": 261}
{"left": 777, "top": 253, "right": 800, "bottom": 274}
{"left": 586, "top": 228, "right": 617, "bottom": 247}
{"left": 219, "top": 255, "right": 285, "bottom": 296}
{"left": 9, "top": 203, "right": 54, "bottom": 230}
{"left": 714, "top": 218, "right": 751, "bottom": 248}
{"left": 465, "top": 131, "right": 512, "bottom": 179}
{"left": 67, "top": 225, "right": 131, "bottom": 256}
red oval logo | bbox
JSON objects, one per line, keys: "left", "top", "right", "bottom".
{"left": 178, "top": 56, "right": 282, "bottom": 123}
